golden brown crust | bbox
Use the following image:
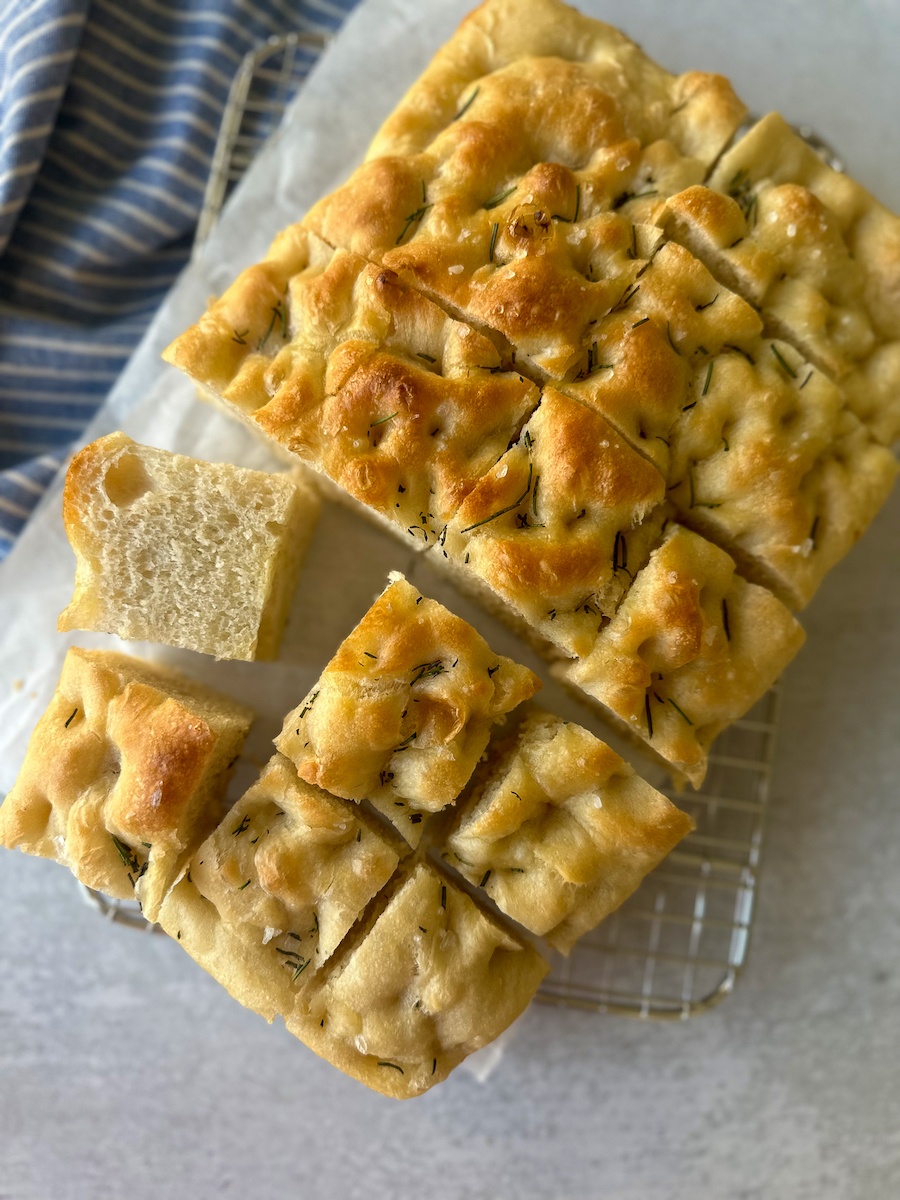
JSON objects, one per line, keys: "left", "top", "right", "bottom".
{"left": 445, "top": 709, "right": 694, "bottom": 952}
{"left": 366, "top": 0, "right": 746, "bottom": 167}
{"left": 157, "top": 754, "right": 401, "bottom": 1021}
{"left": 0, "top": 648, "right": 252, "bottom": 920}
{"left": 441, "top": 387, "right": 669, "bottom": 656}
{"left": 561, "top": 525, "right": 805, "bottom": 785}
{"left": 681, "top": 112, "right": 900, "bottom": 445}
{"left": 288, "top": 862, "right": 548, "bottom": 1099}
{"left": 665, "top": 339, "right": 899, "bottom": 608}
{"left": 165, "top": 240, "right": 538, "bottom": 544}
{"left": 275, "top": 575, "right": 541, "bottom": 843}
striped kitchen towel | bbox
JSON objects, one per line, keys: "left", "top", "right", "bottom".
{"left": 0, "top": 0, "right": 357, "bottom": 560}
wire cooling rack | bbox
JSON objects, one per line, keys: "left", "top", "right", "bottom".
{"left": 83, "top": 33, "right": 839, "bottom": 1020}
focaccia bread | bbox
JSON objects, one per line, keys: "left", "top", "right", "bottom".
{"left": 0, "top": 648, "right": 253, "bottom": 921}
{"left": 559, "top": 525, "right": 805, "bottom": 785}
{"left": 665, "top": 338, "right": 899, "bottom": 608}
{"left": 445, "top": 709, "right": 694, "bottom": 952}
{"left": 165, "top": 231, "right": 539, "bottom": 546}
{"left": 276, "top": 573, "right": 541, "bottom": 843}
{"left": 663, "top": 113, "right": 900, "bottom": 445}
{"left": 439, "top": 386, "right": 669, "bottom": 657}
{"left": 157, "top": 754, "right": 401, "bottom": 1021}
{"left": 58, "top": 432, "right": 318, "bottom": 661}
{"left": 288, "top": 863, "right": 548, "bottom": 1099}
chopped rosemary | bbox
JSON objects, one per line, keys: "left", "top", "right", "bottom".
{"left": 645, "top": 693, "right": 654, "bottom": 739}
{"left": 378, "top": 1061, "right": 405, "bottom": 1074}
{"left": 453, "top": 86, "right": 479, "bottom": 121}
{"left": 440, "top": 885, "right": 447, "bottom": 910}
{"left": 810, "top": 515, "right": 820, "bottom": 548}
{"left": 487, "top": 664, "right": 500, "bottom": 677}
{"left": 356, "top": 828, "right": 362, "bottom": 842}
{"left": 667, "top": 698, "right": 694, "bottom": 726}
{"left": 363, "top": 651, "right": 377, "bottom": 660}
{"left": 632, "top": 317, "right": 650, "bottom": 329}
{"left": 479, "top": 870, "right": 492, "bottom": 888}
{"left": 460, "top": 462, "right": 534, "bottom": 533}
{"left": 696, "top": 295, "right": 718, "bottom": 312}
{"left": 380, "top": 770, "right": 394, "bottom": 786}
{"left": 393, "top": 731, "right": 417, "bottom": 753}
{"left": 665, "top": 321, "right": 680, "bottom": 355}
{"left": 531, "top": 473, "right": 540, "bottom": 516}
{"left": 370, "top": 411, "right": 398, "bottom": 427}
{"left": 64, "top": 707, "right": 78, "bottom": 729}
{"left": 722, "top": 434, "right": 730, "bottom": 451}
{"left": 613, "top": 529, "right": 628, "bottom": 573}
{"left": 239, "top": 880, "right": 251, "bottom": 890}
{"left": 722, "top": 598, "right": 731, "bottom": 640}
{"left": 489, "top": 221, "right": 499, "bottom": 262}
{"left": 420, "top": 178, "right": 427, "bottom": 204}
{"left": 231, "top": 329, "right": 248, "bottom": 345}
{"left": 552, "top": 182, "right": 581, "bottom": 223}
{"left": 484, "top": 185, "right": 515, "bottom": 210}
{"left": 610, "top": 283, "right": 640, "bottom": 313}
{"left": 800, "top": 370, "right": 814, "bottom": 390}
{"left": 432, "top": 1058, "right": 437, "bottom": 1075}
{"left": 232, "top": 815, "right": 251, "bottom": 836}
{"left": 395, "top": 204, "right": 432, "bottom": 245}
{"left": 411, "top": 659, "right": 444, "bottom": 684}
{"left": 770, "top": 344, "right": 797, "bottom": 378}
{"left": 416, "top": 352, "right": 436, "bottom": 363}
{"left": 110, "top": 835, "right": 141, "bottom": 878}
{"left": 410, "top": 813, "right": 423, "bottom": 824}
{"left": 298, "top": 690, "right": 319, "bottom": 720}
{"left": 702, "top": 360, "right": 714, "bottom": 396}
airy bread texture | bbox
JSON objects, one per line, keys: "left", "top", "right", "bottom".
{"left": 445, "top": 709, "right": 694, "bottom": 952}
{"left": 59, "top": 432, "right": 319, "bottom": 661}
{"left": 0, "top": 647, "right": 253, "bottom": 921}
{"left": 276, "top": 573, "right": 541, "bottom": 844}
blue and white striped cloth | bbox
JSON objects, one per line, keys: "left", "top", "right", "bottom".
{"left": 0, "top": 0, "right": 357, "bottom": 560}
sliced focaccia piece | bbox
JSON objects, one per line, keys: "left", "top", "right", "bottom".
{"left": 0, "top": 648, "right": 253, "bottom": 921}
{"left": 287, "top": 862, "right": 548, "bottom": 1099}
{"left": 559, "top": 525, "right": 805, "bottom": 786}
{"left": 365, "top": 0, "right": 746, "bottom": 168}
{"left": 663, "top": 113, "right": 900, "bottom": 444}
{"left": 558, "top": 241, "right": 763, "bottom": 471}
{"left": 165, "top": 231, "right": 539, "bottom": 547}
{"left": 665, "top": 338, "right": 898, "bottom": 608}
{"left": 58, "top": 432, "right": 318, "bottom": 661}
{"left": 157, "top": 754, "right": 401, "bottom": 1021}
{"left": 444, "top": 709, "right": 694, "bottom": 952}
{"left": 438, "top": 387, "right": 669, "bottom": 658}
{"left": 275, "top": 573, "right": 541, "bottom": 844}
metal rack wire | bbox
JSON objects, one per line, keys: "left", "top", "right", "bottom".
{"left": 83, "top": 33, "right": 839, "bottom": 1020}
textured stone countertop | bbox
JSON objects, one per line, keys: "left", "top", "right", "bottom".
{"left": 1, "top": 1, "right": 899, "bottom": 1197}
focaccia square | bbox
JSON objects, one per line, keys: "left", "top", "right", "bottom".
{"left": 287, "top": 862, "right": 548, "bottom": 1099}
{"left": 157, "top": 753, "right": 401, "bottom": 1021}
{"left": 559, "top": 525, "right": 805, "bottom": 785}
{"left": 275, "top": 574, "right": 541, "bottom": 843}
{"left": 664, "top": 113, "right": 900, "bottom": 445}
{"left": 58, "top": 432, "right": 318, "bottom": 661}
{"left": 0, "top": 648, "right": 253, "bottom": 921}
{"left": 444, "top": 709, "right": 694, "bottom": 952}
{"left": 439, "top": 386, "right": 669, "bottom": 658}
{"left": 165, "top": 231, "right": 539, "bottom": 547}
{"left": 558, "top": 241, "right": 762, "bottom": 471}
{"left": 665, "top": 337, "right": 898, "bottom": 608}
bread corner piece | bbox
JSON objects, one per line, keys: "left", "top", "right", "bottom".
{"left": 276, "top": 572, "right": 541, "bottom": 845}
{"left": 287, "top": 861, "right": 548, "bottom": 1099}
{"left": 444, "top": 708, "right": 694, "bottom": 953}
{"left": 0, "top": 647, "right": 253, "bottom": 922}
{"left": 157, "top": 752, "right": 401, "bottom": 1024}
{"left": 58, "top": 431, "right": 319, "bottom": 661}
{"left": 558, "top": 524, "right": 805, "bottom": 786}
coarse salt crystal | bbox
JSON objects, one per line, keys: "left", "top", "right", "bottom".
{"left": 497, "top": 464, "right": 509, "bottom": 478}
{"left": 616, "top": 156, "right": 630, "bottom": 171}
{"left": 787, "top": 223, "right": 797, "bottom": 237}
{"left": 262, "top": 927, "right": 282, "bottom": 945}
{"left": 448, "top": 264, "right": 464, "bottom": 274}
